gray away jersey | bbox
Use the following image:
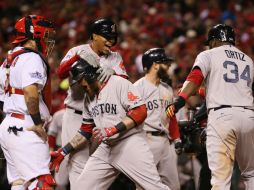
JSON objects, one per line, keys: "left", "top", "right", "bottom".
{"left": 82, "top": 75, "right": 145, "bottom": 142}
{"left": 193, "top": 45, "right": 254, "bottom": 109}
{"left": 134, "top": 77, "right": 174, "bottom": 133}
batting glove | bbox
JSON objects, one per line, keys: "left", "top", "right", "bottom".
{"left": 49, "top": 148, "right": 65, "bottom": 172}
{"left": 96, "top": 67, "right": 115, "bottom": 82}
{"left": 174, "top": 139, "right": 183, "bottom": 155}
{"left": 165, "top": 96, "right": 186, "bottom": 119}
{"left": 92, "top": 126, "right": 118, "bottom": 144}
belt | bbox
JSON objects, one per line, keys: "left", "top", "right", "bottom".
{"left": 10, "top": 113, "right": 25, "bottom": 120}
{"left": 147, "top": 131, "right": 166, "bottom": 136}
{"left": 208, "top": 105, "right": 254, "bottom": 114}
{"left": 66, "top": 105, "right": 82, "bottom": 115}
{"left": 6, "top": 87, "right": 24, "bottom": 95}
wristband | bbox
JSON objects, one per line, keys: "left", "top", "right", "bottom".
{"left": 178, "top": 92, "right": 188, "bottom": 100}
{"left": 62, "top": 143, "right": 74, "bottom": 155}
{"left": 115, "top": 122, "right": 127, "bottom": 133}
{"left": 174, "top": 96, "right": 186, "bottom": 111}
{"left": 78, "top": 129, "right": 92, "bottom": 140}
{"left": 30, "top": 112, "right": 43, "bottom": 125}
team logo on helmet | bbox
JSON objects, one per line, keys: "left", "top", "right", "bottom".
{"left": 111, "top": 24, "right": 116, "bottom": 32}
{"left": 220, "top": 30, "right": 226, "bottom": 42}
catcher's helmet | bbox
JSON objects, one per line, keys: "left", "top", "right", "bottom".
{"left": 12, "top": 15, "right": 55, "bottom": 56}
{"left": 142, "top": 48, "right": 174, "bottom": 71}
{"left": 70, "top": 58, "right": 99, "bottom": 85}
{"left": 91, "top": 19, "right": 118, "bottom": 45}
{"left": 205, "top": 24, "right": 235, "bottom": 45}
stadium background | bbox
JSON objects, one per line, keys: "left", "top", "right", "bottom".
{"left": 0, "top": 0, "right": 253, "bottom": 189}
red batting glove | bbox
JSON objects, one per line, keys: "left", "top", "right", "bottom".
{"left": 49, "top": 148, "right": 65, "bottom": 172}
{"left": 165, "top": 96, "right": 186, "bottom": 119}
{"left": 165, "top": 104, "right": 176, "bottom": 119}
{"left": 92, "top": 127, "right": 118, "bottom": 144}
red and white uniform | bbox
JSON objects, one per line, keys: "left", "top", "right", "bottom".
{"left": 74, "top": 76, "right": 169, "bottom": 190}
{"left": 134, "top": 77, "right": 180, "bottom": 190}
{"left": 59, "top": 44, "right": 127, "bottom": 189}
{"left": 193, "top": 44, "right": 254, "bottom": 189}
{"left": 0, "top": 47, "right": 50, "bottom": 189}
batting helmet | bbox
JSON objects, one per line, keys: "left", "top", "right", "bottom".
{"left": 91, "top": 19, "right": 118, "bottom": 45}
{"left": 70, "top": 58, "right": 99, "bottom": 85}
{"left": 12, "top": 15, "right": 55, "bottom": 56}
{"left": 142, "top": 48, "right": 174, "bottom": 71}
{"left": 204, "top": 24, "right": 235, "bottom": 45}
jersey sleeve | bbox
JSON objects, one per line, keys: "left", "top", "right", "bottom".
{"left": 111, "top": 52, "right": 128, "bottom": 77}
{"left": 21, "top": 54, "right": 47, "bottom": 90}
{"left": 192, "top": 51, "right": 211, "bottom": 78}
{"left": 133, "top": 79, "right": 145, "bottom": 100}
{"left": 119, "top": 78, "right": 144, "bottom": 111}
{"left": 60, "top": 48, "right": 77, "bottom": 64}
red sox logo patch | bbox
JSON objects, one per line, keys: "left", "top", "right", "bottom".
{"left": 128, "top": 91, "right": 139, "bottom": 101}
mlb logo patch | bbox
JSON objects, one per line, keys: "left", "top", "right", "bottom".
{"left": 30, "top": 71, "right": 44, "bottom": 79}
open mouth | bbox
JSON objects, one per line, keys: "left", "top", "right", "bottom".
{"left": 105, "top": 44, "right": 112, "bottom": 49}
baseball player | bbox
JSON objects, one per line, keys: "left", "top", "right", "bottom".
{"left": 47, "top": 108, "right": 69, "bottom": 190}
{"left": 134, "top": 48, "right": 180, "bottom": 190}
{"left": 55, "top": 18, "right": 128, "bottom": 189}
{"left": 0, "top": 15, "right": 56, "bottom": 190}
{"left": 165, "top": 24, "right": 254, "bottom": 190}
{"left": 51, "top": 57, "right": 170, "bottom": 190}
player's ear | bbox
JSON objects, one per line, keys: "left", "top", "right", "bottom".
{"left": 153, "top": 63, "right": 159, "bottom": 70}
{"left": 92, "top": 34, "right": 99, "bottom": 41}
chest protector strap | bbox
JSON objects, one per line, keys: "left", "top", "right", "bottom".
{"left": 3, "top": 48, "right": 51, "bottom": 111}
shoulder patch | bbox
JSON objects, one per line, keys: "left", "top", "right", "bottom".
{"left": 29, "top": 71, "right": 44, "bottom": 79}
{"left": 128, "top": 91, "right": 139, "bottom": 101}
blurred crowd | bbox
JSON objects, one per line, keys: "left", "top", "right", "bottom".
{"left": 1, "top": 0, "right": 254, "bottom": 95}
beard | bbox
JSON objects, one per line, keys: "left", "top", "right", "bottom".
{"left": 157, "top": 66, "right": 169, "bottom": 80}
{"left": 70, "top": 82, "right": 86, "bottom": 101}
{"left": 86, "top": 81, "right": 100, "bottom": 101}
{"left": 157, "top": 66, "right": 172, "bottom": 85}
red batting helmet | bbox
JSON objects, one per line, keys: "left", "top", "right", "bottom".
{"left": 12, "top": 15, "right": 55, "bottom": 56}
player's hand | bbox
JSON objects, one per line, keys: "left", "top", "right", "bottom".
{"left": 165, "top": 96, "right": 186, "bottom": 119}
{"left": 96, "top": 67, "right": 115, "bottom": 82}
{"left": 77, "top": 50, "right": 100, "bottom": 68}
{"left": 174, "top": 139, "right": 183, "bottom": 155}
{"left": 92, "top": 126, "right": 118, "bottom": 144}
{"left": 49, "top": 148, "right": 65, "bottom": 172}
{"left": 27, "top": 124, "right": 47, "bottom": 142}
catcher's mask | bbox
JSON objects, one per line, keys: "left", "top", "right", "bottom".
{"left": 12, "top": 15, "right": 56, "bottom": 57}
